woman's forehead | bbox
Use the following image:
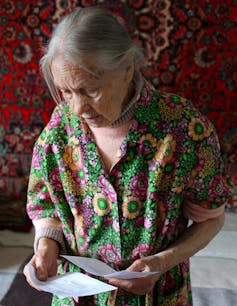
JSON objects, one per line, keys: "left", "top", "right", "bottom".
{"left": 51, "top": 55, "right": 99, "bottom": 75}
{"left": 51, "top": 55, "right": 123, "bottom": 88}
{"left": 51, "top": 56, "right": 102, "bottom": 87}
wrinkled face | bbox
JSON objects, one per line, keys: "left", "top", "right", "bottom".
{"left": 51, "top": 56, "right": 134, "bottom": 127}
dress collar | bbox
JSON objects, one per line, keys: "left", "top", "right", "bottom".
{"left": 110, "top": 72, "right": 144, "bottom": 127}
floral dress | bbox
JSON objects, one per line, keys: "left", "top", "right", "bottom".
{"left": 27, "top": 81, "right": 232, "bottom": 306}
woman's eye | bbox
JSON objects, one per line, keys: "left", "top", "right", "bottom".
{"left": 61, "top": 90, "right": 72, "bottom": 98}
{"left": 86, "top": 88, "right": 99, "bottom": 98}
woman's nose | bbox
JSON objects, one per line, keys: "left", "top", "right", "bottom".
{"left": 69, "top": 94, "right": 91, "bottom": 116}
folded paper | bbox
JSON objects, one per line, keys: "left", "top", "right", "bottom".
{"left": 28, "top": 263, "right": 117, "bottom": 298}
{"left": 62, "top": 255, "right": 158, "bottom": 279}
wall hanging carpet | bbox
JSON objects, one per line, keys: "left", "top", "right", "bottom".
{"left": 0, "top": 0, "right": 236, "bottom": 230}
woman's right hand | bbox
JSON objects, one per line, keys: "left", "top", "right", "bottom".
{"left": 23, "top": 237, "right": 59, "bottom": 290}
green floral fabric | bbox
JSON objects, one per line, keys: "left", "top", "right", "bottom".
{"left": 27, "top": 81, "right": 232, "bottom": 305}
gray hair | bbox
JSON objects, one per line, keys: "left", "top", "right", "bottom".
{"left": 40, "top": 6, "right": 144, "bottom": 104}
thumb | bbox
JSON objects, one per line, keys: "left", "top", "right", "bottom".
{"left": 127, "top": 259, "right": 145, "bottom": 272}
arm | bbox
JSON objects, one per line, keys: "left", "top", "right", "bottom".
{"left": 151, "top": 212, "right": 224, "bottom": 273}
{"left": 107, "top": 212, "right": 224, "bottom": 295}
{"left": 24, "top": 116, "right": 66, "bottom": 287}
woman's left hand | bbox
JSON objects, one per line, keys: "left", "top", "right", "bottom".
{"left": 107, "top": 255, "right": 160, "bottom": 295}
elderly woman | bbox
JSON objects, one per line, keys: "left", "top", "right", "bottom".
{"left": 23, "top": 6, "right": 232, "bottom": 306}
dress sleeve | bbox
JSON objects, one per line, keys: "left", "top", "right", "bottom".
{"left": 33, "top": 218, "right": 66, "bottom": 254}
{"left": 27, "top": 123, "right": 67, "bottom": 253}
{"left": 183, "top": 201, "right": 225, "bottom": 222}
{"left": 183, "top": 114, "right": 233, "bottom": 222}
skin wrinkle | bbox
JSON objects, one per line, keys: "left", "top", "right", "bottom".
{"left": 51, "top": 55, "right": 134, "bottom": 128}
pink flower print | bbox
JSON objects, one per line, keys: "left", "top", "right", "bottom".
{"left": 31, "top": 182, "right": 50, "bottom": 201}
{"left": 209, "top": 173, "right": 228, "bottom": 197}
{"left": 44, "top": 143, "right": 51, "bottom": 154}
{"left": 26, "top": 203, "right": 42, "bottom": 219}
{"left": 137, "top": 124, "right": 148, "bottom": 133}
{"left": 148, "top": 159, "right": 158, "bottom": 171}
{"left": 103, "top": 216, "right": 113, "bottom": 226}
{"left": 130, "top": 119, "right": 138, "bottom": 130}
{"left": 103, "top": 215, "right": 119, "bottom": 232}
{"left": 83, "top": 195, "right": 93, "bottom": 206}
{"left": 32, "top": 152, "right": 41, "bottom": 170}
{"left": 76, "top": 230, "right": 89, "bottom": 251}
{"left": 98, "top": 175, "right": 107, "bottom": 189}
{"left": 65, "top": 233, "right": 76, "bottom": 244}
{"left": 144, "top": 217, "right": 153, "bottom": 229}
{"left": 129, "top": 173, "right": 148, "bottom": 200}
{"left": 107, "top": 185, "right": 117, "bottom": 202}
{"left": 98, "top": 175, "right": 117, "bottom": 202}
{"left": 51, "top": 144, "right": 60, "bottom": 154}
{"left": 132, "top": 243, "right": 152, "bottom": 260}
{"left": 166, "top": 94, "right": 186, "bottom": 109}
{"left": 160, "top": 271, "right": 176, "bottom": 295}
{"left": 161, "top": 219, "right": 169, "bottom": 235}
{"left": 57, "top": 158, "right": 66, "bottom": 172}
{"left": 140, "top": 95, "right": 149, "bottom": 106}
{"left": 194, "top": 178, "right": 205, "bottom": 192}
{"left": 72, "top": 165, "right": 88, "bottom": 185}
{"left": 195, "top": 156, "right": 205, "bottom": 172}
{"left": 98, "top": 244, "right": 121, "bottom": 265}
{"left": 181, "top": 259, "right": 190, "bottom": 272}
{"left": 169, "top": 215, "right": 178, "bottom": 232}
{"left": 49, "top": 167, "right": 63, "bottom": 191}
{"left": 48, "top": 111, "right": 61, "bottom": 128}
{"left": 112, "top": 219, "right": 120, "bottom": 232}
{"left": 207, "top": 132, "right": 219, "bottom": 148}
{"left": 78, "top": 196, "right": 94, "bottom": 228}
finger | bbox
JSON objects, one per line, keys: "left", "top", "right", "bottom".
{"left": 48, "top": 266, "right": 58, "bottom": 277}
{"left": 23, "top": 263, "right": 42, "bottom": 291}
{"left": 48, "top": 259, "right": 58, "bottom": 277}
{"left": 35, "top": 255, "right": 48, "bottom": 281}
{"left": 108, "top": 278, "right": 144, "bottom": 291}
{"left": 107, "top": 278, "right": 132, "bottom": 290}
{"left": 108, "top": 277, "right": 152, "bottom": 295}
{"left": 127, "top": 259, "right": 145, "bottom": 272}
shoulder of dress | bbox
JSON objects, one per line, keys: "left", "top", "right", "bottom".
{"left": 34, "top": 105, "right": 72, "bottom": 150}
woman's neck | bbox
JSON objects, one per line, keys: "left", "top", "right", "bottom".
{"left": 110, "top": 72, "right": 144, "bottom": 127}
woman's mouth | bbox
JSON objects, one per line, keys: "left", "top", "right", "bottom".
{"left": 82, "top": 115, "right": 100, "bottom": 124}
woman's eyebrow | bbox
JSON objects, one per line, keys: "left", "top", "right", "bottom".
{"left": 54, "top": 82, "right": 101, "bottom": 92}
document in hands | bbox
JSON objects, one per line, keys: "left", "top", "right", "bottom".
{"left": 29, "top": 256, "right": 157, "bottom": 298}
{"left": 61, "top": 255, "right": 158, "bottom": 279}
{"left": 28, "top": 263, "right": 117, "bottom": 298}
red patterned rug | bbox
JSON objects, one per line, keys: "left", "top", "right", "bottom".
{"left": 0, "top": 1, "right": 236, "bottom": 229}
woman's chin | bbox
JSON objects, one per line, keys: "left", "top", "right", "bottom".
{"left": 83, "top": 116, "right": 110, "bottom": 128}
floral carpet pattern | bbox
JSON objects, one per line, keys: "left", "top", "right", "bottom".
{"left": 0, "top": 0, "right": 236, "bottom": 229}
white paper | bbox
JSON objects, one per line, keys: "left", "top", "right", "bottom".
{"left": 28, "top": 264, "right": 117, "bottom": 298}
{"left": 62, "top": 255, "right": 158, "bottom": 279}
